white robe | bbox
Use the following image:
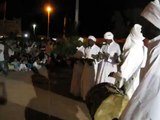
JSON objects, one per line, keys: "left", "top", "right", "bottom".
{"left": 96, "top": 41, "right": 121, "bottom": 84}
{"left": 117, "top": 24, "right": 148, "bottom": 99}
{"left": 70, "top": 46, "right": 85, "bottom": 96}
{"left": 81, "top": 44, "right": 100, "bottom": 100}
{"left": 120, "top": 45, "right": 147, "bottom": 99}
{"left": 120, "top": 35, "right": 160, "bottom": 120}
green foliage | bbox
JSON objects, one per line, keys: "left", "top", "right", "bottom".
{"left": 53, "top": 36, "right": 80, "bottom": 59}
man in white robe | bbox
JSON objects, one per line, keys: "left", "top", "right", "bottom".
{"left": 120, "top": 0, "right": 160, "bottom": 119}
{"left": 70, "top": 37, "right": 86, "bottom": 97}
{"left": 114, "top": 24, "right": 148, "bottom": 99}
{"left": 96, "top": 32, "right": 121, "bottom": 84}
{"left": 81, "top": 35, "right": 100, "bottom": 100}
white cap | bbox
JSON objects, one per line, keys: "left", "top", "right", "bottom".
{"left": 88, "top": 35, "right": 96, "bottom": 42}
{"left": 141, "top": 0, "right": 160, "bottom": 29}
{"left": 78, "top": 37, "right": 84, "bottom": 42}
{"left": 52, "top": 38, "right": 57, "bottom": 41}
{"left": 104, "top": 32, "right": 114, "bottom": 40}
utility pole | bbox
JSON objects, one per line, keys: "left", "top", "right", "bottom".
{"left": 74, "top": 0, "right": 79, "bottom": 35}
{"left": 75, "top": 0, "right": 79, "bottom": 24}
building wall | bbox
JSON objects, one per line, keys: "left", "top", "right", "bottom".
{"left": 0, "top": 18, "right": 22, "bottom": 36}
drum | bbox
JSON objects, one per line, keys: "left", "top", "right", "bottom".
{"left": 85, "top": 82, "right": 129, "bottom": 120}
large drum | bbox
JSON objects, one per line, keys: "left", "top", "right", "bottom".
{"left": 85, "top": 82, "right": 129, "bottom": 120}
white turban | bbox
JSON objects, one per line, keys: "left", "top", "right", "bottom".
{"left": 141, "top": 0, "right": 160, "bottom": 29}
{"left": 104, "top": 32, "right": 114, "bottom": 40}
{"left": 78, "top": 37, "right": 84, "bottom": 42}
{"left": 123, "top": 24, "right": 145, "bottom": 51}
{"left": 88, "top": 35, "right": 96, "bottom": 42}
{"left": 52, "top": 38, "right": 57, "bottom": 41}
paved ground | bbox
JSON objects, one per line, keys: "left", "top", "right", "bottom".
{"left": 0, "top": 63, "right": 92, "bottom": 120}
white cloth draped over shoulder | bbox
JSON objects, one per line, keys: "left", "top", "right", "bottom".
{"left": 70, "top": 46, "right": 85, "bottom": 96}
{"left": 96, "top": 41, "right": 121, "bottom": 84}
{"left": 120, "top": 0, "right": 160, "bottom": 119}
{"left": 118, "top": 24, "right": 148, "bottom": 99}
{"left": 120, "top": 35, "right": 160, "bottom": 120}
{"left": 81, "top": 44, "right": 100, "bottom": 100}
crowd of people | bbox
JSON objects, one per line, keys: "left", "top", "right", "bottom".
{"left": 1, "top": 0, "right": 160, "bottom": 119}
{"left": 0, "top": 39, "right": 55, "bottom": 75}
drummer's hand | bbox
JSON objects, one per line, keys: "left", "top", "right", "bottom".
{"left": 115, "top": 78, "right": 125, "bottom": 88}
{"left": 108, "top": 72, "right": 115, "bottom": 77}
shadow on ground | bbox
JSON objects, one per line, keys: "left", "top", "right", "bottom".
{"left": 47, "top": 62, "right": 83, "bottom": 102}
{"left": 25, "top": 62, "right": 86, "bottom": 120}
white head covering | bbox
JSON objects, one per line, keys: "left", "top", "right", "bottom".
{"left": 52, "top": 38, "right": 57, "bottom": 41}
{"left": 123, "top": 24, "right": 145, "bottom": 51}
{"left": 88, "top": 35, "right": 96, "bottom": 42}
{"left": 141, "top": 0, "right": 160, "bottom": 29}
{"left": 104, "top": 32, "right": 114, "bottom": 40}
{"left": 78, "top": 37, "right": 84, "bottom": 42}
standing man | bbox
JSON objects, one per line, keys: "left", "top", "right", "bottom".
{"left": 70, "top": 37, "right": 86, "bottom": 97}
{"left": 96, "top": 32, "right": 121, "bottom": 84}
{"left": 114, "top": 24, "right": 148, "bottom": 99}
{"left": 81, "top": 35, "right": 100, "bottom": 100}
{"left": 119, "top": 0, "right": 160, "bottom": 119}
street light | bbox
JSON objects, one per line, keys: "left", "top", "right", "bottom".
{"left": 46, "top": 5, "right": 52, "bottom": 39}
{"left": 24, "top": 33, "right": 28, "bottom": 38}
{"left": 32, "top": 24, "right": 37, "bottom": 35}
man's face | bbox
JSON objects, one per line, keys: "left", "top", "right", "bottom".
{"left": 88, "top": 39, "right": 95, "bottom": 46}
{"left": 138, "top": 17, "right": 160, "bottom": 40}
{"left": 106, "top": 39, "right": 112, "bottom": 44}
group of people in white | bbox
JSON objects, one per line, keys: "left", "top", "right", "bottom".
{"left": 70, "top": 26, "right": 147, "bottom": 101}
{"left": 71, "top": 0, "right": 160, "bottom": 119}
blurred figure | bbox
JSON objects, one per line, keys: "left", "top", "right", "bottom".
{"left": 96, "top": 32, "right": 121, "bottom": 84}
{"left": 33, "top": 58, "right": 42, "bottom": 70}
{"left": 81, "top": 35, "right": 100, "bottom": 100}
{"left": 19, "top": 60, "right": 28, "bottom": 71}
{"left": 114, "top": 24, "right": 148, "bottom": 99}
{"left": 120, "top": 0, "right": 160, "bottom": 119}
{"left": 70, "top": 37, "right": 86, "bottom": 97}
{"left": 0, "top": 42, "right": 13, "bottom": 76}
{"left": 45, "top": 40, "right": 54, "bottom": 64}
{"left": 11, "top": 58, "right": 20, "bottom": 71}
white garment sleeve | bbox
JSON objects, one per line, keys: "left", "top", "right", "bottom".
{"left": 120, "top": 48, "right": 143, "bottom": 80}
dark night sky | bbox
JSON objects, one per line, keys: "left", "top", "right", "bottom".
{"left": 0, "top": 0, "right": 151, "bottom": 38}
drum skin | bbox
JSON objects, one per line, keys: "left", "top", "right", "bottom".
{"left": 85, "top": 82, "right": 129, "bottom": 120}
{"left": 94, "top": 94, "right": 128, "bottom": 120}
